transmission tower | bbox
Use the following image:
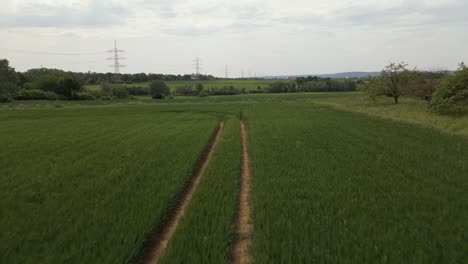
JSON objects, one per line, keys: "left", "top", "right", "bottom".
{"left": 193, "top": 57, "right": 202, "bottom": 77}
{"left": 225, "top": 65, "right": 229, "bottom": 79}
{"left": 107, "top": 40, "right": 125, "bottom": 74}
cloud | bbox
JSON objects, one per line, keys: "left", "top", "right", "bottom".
{"left": 0, "top": 1, "right": 130, "bottom": 28}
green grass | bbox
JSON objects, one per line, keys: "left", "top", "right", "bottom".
{"left": 0, "top": 106, "right": 220, "bottom": 263}
{"left": 245, "top": 102, "right": 468, "bottom": 263}
{"left": 160, "top": 117, "right": 241, "bottom": 263}
{"left": 311, "top": 92, "right": 468, "bottom": 137}
{"left": 1, "top": 92, "right": 467, "bottom": 263}
{"left": 83, "top": 79, "right": 285, "bottom": 93}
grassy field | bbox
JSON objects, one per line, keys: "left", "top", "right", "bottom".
{"left": 1, "top": 92, "right": 467, "bottom": 263}
{"left": 160, "top": 117, "right": 241, "bottom": 263}
{"left": 84, "top": 79, "right": 284, "bottom": 92}
{"left": 311, "top": 92, "right": 468, "bottom": 137}
{"left": 245, "top": 102, "right": 468, "bottom": 262}
{"left": 0, "top": 106, "right": 220, "bottom": 263}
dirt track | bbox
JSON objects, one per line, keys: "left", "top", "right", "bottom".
{"left": 141, "top": 122, "right": 224, "bottom": 264}
{"left": 232, "top": 121, "right": 253, "bottom": 264}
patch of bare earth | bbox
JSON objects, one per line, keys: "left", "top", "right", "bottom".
{"left": 232, "top": 121, "right": 253, "bottom": 264}
{"left": 140, "top": 122, "right": 224, "bottom": 264}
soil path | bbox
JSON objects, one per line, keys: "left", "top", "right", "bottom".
{"left": 141, "top": 122, "right": 224, "bottom": 264}
{"left": 232, "top": 121, "right": 253, "bottom": 264}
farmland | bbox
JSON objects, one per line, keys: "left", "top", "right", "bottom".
{"left": 84, "top": 79, "right": 284, "bottom": 92}
{"left": 1, "top": 93, "right": 467, "bottom": 263}
{"left": 245, "top": 102, "right": 468, "bottom": 262}
{"left": 0, "top": 105, "right": 220, "bottom": 263}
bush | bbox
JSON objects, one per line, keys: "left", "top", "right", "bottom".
{"left": 175, "top": 84, "right": 196, "bottom": 96}
{"left": 267, "top": 82, "right": 297, "bottom": 93}
{"left": 111, "top": 85, "right": 129, "bottom": 99}
{"left": 16, "top": 89, "right": 58, "bottom": 100}
{"left": 33, "top": 75, "right": 82, "bottom": 99}
{"left": 198, "top": 90, "right": 210, "bottom": 97}
{"left": 0, "top": 82, "right": 18, "bottom": 102}
{"left": 195, "top": 83, "right": 204, "bottom": 95}
{"left": 406, "top": 71, "right": 446, "bottom": 101}
{"left": 150, "top": 80, "right": 170, "bottom": 99}
{"left": 210, "top": 86, "right": 240, "bottom": 95}
{"left": 100, "top": 82, "right": 113, "bottom": 95}
{"left": 127, "top": 86, "right": 149, "bottom": 96}
{"left": 0, "top": 95, "right": 14, "bottom": 102}
{"left": 429, "top": 67, "right": 468, "bottom": 114}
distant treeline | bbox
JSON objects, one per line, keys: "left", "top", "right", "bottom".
{"left": 268, "top": 76, "right": 357, "bottom": 93}
{"left": 11, "top": 66, "right": 216, "bottom": 86}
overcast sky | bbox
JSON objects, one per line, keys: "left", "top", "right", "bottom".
{"left": 1, "top": 0, "right": 467, "bottom": 77}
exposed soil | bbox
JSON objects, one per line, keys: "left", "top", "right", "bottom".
{"left": 140, "top": 122, "right": 224, "bottom": 264}
{"left": 232, "top": 121, "right": 253, "bottom": 264}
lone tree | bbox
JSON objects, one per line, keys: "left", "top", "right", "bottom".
{"left": 381, "top": 62, "right": 414, "bottom": 104}
{"left": 149, "top": 80, "right": 170, "bottom": 99}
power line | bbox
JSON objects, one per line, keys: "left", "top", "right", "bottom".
{"left": 106, "top": 40, "right": 125, "bottom": 74}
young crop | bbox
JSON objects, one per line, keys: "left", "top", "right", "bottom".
{"left": 246, "top": 102, "right": 468, "bottom": 263}
{"left": 0, "top": 106, "right": 219, "bottom": 264}
{"left": 159, "top": 118, "right": 241, "bottom": 263}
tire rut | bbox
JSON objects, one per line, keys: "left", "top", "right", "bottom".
{"left": 140, "top": 122, "right": 225, "bottom": 264}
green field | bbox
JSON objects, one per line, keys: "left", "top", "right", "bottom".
{"left": 245, "top": 102, "right": 468, "bottom": 262}
{"left": 1, "top": 93, "right": 467, "bottom": 263}
{"left": 0, "top": 106, "right": 220, "bottom": 263}
{"left": 84, "top": 79, "right": 284, "bottom": 92}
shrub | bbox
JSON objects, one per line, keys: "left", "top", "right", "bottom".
{"left": 16, "top": 89, "right": 58, "bottom": 100}
{"left": 111, "top": 85, "right": 129, "bottom": 99}
{"left": 175, "top": 84, "right": 196, "bottom": 96}
{"left": 33, "top": 75, "right": 61, "bottom": 93}
{"left": 407, "top": 71, "right": 446, "bottom": 101}
{"left": 127, "top": 86, "right": 149, "bottom": 96}
{"left": 198, "top": 90, "right": 210, "bottom": 97}
{"left": 33, "top": 75, "right": 82, "bottom": 99}
{"left": 429, "top": 67, "right": 468, "bottom": 114}
{"left": 210, "top": 86, "right": 240, "bottom": 95}
{"left": 100, "top": 82, "right": 113, "bottom": 95}
{"left": 195, "top": 83, "right": 204, "bottom": 95}
{"left": 0, "top": 82, "right": 18, "bottom": 102}
{"left": 150, "top": 80, "right": 170, "bottom": 99}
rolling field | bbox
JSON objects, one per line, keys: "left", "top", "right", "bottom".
{"left": 1, "top": 93, "right": 467, "bottom": 263}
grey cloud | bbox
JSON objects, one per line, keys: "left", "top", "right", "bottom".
{"left": 0, "top": 2, "right": 130, "bottom": 28}
{"left": 336, "top": 2, "right": 468, "bottom": 29}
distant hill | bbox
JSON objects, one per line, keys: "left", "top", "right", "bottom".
{"left": 263, "top": 71, "right": 381, "bottom": 79}
{"left": 316, "top": 72, "right": 381, "bottom": 78}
